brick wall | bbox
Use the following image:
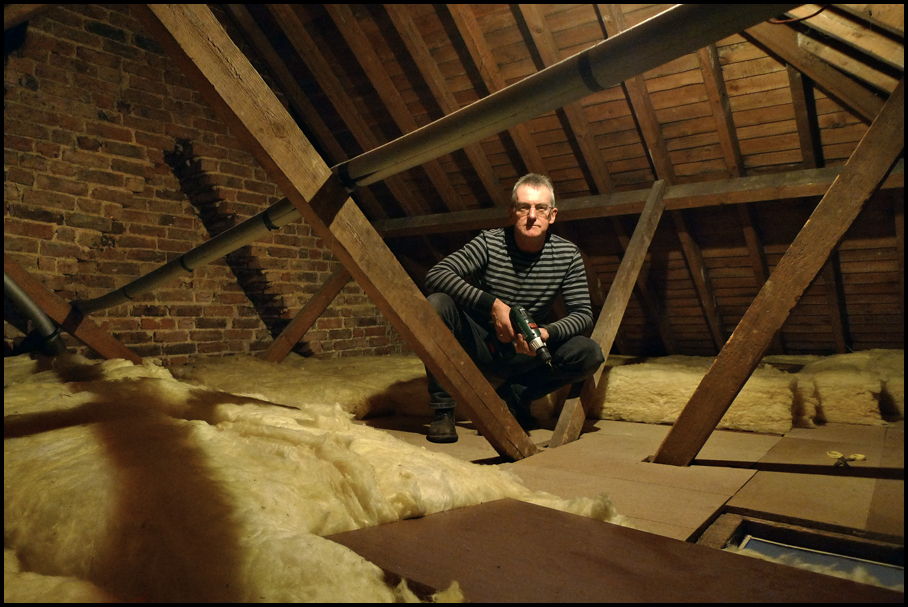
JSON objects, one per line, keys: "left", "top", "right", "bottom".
{"left": 4, "top": 4, "right": 409, "bottom": 365}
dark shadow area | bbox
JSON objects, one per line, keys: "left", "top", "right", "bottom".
{"left": 163, "top": 139, "right": 312, "bottom": 356}
{"left": 3, "top": 358, "right": 272, "bottom": 600}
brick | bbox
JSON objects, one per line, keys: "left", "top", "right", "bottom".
{"left": 154, "top": 330, "right": 189, "bottom": 343}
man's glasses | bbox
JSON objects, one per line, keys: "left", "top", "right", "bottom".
{"left": 513, "top": 202, "right": 552, "bottom": 217}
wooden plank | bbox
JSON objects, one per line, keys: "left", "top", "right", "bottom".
{"left": 261, "top": 266, "right": 351, "bottom": 363}
{"left": 653, "top": 78, "right": 904, "bottom": 467}
{"left": 135, "top": 4, "right": 537, "bottom": 461}
{"left": 550, "top": 181, "right": 666, "bottom": 447}
{"left": 4, "top": 254, "right": 141, "bottom": 364}
{"left": 327, "top": 498, "right": 904, "bottom": 603}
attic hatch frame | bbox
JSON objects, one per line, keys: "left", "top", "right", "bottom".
{"left": 3, "top": 5, "right": 899, "bottom": 461}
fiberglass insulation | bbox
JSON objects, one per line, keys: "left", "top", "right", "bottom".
{"left": 4, "top": 354, "right": 626, "bottom": 603}
{"left": 583, "top": 350, "right": 904, "bottom": 433}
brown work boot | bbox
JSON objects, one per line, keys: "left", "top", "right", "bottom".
{"left": 427, "top": 409, "right": 458, "bottom": 443}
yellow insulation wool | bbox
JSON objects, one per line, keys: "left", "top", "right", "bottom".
{"left": 795, "top": 349, "right": 905, "bottom": 424}
{"left": 4, "top": 354, "right": 625, "bottom": 602}
{"left": 587, "top": 356, "right": 796, "bottom": 434}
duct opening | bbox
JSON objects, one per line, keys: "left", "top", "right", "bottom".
{"left": 163, "top": 140, "right": 312, "bottom": 357}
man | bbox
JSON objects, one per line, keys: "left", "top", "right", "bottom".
{"left": 424, "top": 173, "right": 605, "bottom": 443}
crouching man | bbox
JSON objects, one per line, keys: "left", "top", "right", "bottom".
{"left": 423, "top": 173, "right": 605, "bottom": 443}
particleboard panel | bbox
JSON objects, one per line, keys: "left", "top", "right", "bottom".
{"left": 327, "top": 498, "right": 903, "bottom": 602}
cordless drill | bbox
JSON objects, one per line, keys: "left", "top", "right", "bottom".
{"left": 509, "top": 305, "right": 554, "bottom": 369}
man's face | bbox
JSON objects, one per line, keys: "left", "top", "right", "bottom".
{"left": 509, "top": 184, "right": 557, "bottom": 245}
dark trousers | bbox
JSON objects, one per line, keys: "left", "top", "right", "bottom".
{"left": 426, "top": 293, "right": 605, "bottom": 410}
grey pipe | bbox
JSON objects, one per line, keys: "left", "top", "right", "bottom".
{"left": 74, "top": 197, "right": 300, "bottom": 314}
{"left": 5, "top": 271, "right": 69, "bottom": 355}
{"left": 73, "top": 4, "right": 797, "bottom": 314}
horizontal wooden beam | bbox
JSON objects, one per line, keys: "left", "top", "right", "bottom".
{"left": 374, "top": 163, "right": 904, "bottom": 238}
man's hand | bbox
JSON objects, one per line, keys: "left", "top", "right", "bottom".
{"left": 491, "top": 299, "right": 514, "bottom": 343}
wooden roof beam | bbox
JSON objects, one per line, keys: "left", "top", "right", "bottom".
{"left": 445, "top": 4, "right": 548, "bottom": 175}
{"left": 134, "top": 3, "right": 538, "bottom": 461}
{"left": 744, "top": 21, "right": 885, "bottom": 123}
{"left": 673, "top": 210, "right": 727, "bottom": 353}
{"left": 324, "top": 4, "right": 467, "bottom": 213}
{"left": 736, "top": 203, "right": 786, "bottom": 354}
{"left": 267, "top": 4, "right": 424, "bottom": 217}
{"left": 697, "top": 43, "right": 745, "bottom": 179}
{"left": 787, "top": 64, "right": 823, "bottom": 169}
{"left": 5, "top": 254, "right": 141, "bottom": 364}
{"left": 551, "top": 181, "right": 668, "bottom": 447}
{"left": 600, "top": 4, "right": 676, "bottom": 185}
{"left": 225, "top": 4, "right": 388, "bottom": 220}
{"left": 516, "top": 4, "right": 615, "bottom": 195}
{"left": 653, "top": 77, "right": 904, "bottom": 466}
{"left": 383, "top": 4, "right": 508, "bottom": 207}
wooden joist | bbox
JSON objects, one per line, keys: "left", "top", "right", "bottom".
{"left": 550, "top": 181, "right": 667, "bottom": 448}
{"left": 134, "top": 4, "right": 537, "bottom": 461}
{"left": 652, "top": 78, "right": 904, "bottom": 466}
{"left": 4, "top": 254, "right": 141, "bottom": 364}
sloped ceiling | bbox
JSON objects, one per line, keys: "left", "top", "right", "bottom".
{"left": 223, "top": 4, "right": 904, "bottom": 358}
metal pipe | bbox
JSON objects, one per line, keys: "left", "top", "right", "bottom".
{"left": 73, "top": 4, "right": 797, "bottom": 314}
{"left": 74, "top": 197, "right": 299, "bottom": 314}
{"left": 5, "top": 271, "right": 69, "bottom": 355}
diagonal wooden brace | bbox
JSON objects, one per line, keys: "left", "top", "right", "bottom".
{"left": 653, "top": 79, "right": 905, "bottom": 466}
{"left": 135, "top": 4, "right": 536, "bottom": 460}
{"left": 261, "top": 266, "right": 351, "bottom": 363}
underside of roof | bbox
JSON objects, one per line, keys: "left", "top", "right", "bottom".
{"left": 223, "top": 4, "right": 904, "bottom": 356}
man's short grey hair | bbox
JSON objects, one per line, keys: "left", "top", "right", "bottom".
{"left": 511, "top": 173, "right": 556, "bottom": 208}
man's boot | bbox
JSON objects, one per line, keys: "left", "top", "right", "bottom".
{"left": 427, "top": 408, "right": 458, "bottom": 443}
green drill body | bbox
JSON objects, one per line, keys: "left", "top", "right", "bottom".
{"left": 509, "top": 305, "right": 554, "bottom": 369}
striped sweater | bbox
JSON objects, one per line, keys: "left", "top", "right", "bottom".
{"left": 425, "top": 227, "right": 593, "bottom": 342}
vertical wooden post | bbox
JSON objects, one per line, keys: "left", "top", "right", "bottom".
{"left": 550, "top": 181, "right": 667, "bottom": 447}
{"left": 653, "top": 79, "right": 904, "bottom": 466}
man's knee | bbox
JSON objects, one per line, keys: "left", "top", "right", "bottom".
{"left": 556, "top": 336, "right": 605, "bottom": 373}
{"left": 427, "top": 292, "right": 454, "bottom": 314}
{"left": 427, "top": 292, "right": 460, "bottom": 331}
